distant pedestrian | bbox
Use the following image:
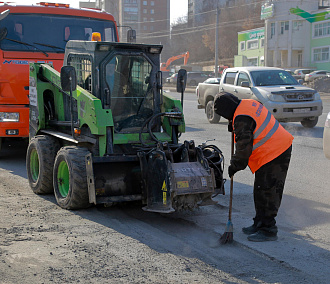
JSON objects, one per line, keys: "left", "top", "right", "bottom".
{"left": 214, "top": 92, "right": 293, "bottom": 242}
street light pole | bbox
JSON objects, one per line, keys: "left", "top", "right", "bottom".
{"left": 215, "top": 6, "right": 220, "bottom": 77}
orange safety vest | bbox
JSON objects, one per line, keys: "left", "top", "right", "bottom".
{"left": 233, "top": 100, "right": 293, "bottom": 173}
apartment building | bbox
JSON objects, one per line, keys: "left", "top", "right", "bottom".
{"left": 81, "top": 0, "right": 170, "bottom": 44}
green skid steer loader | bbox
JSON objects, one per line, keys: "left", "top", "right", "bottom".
{"left": 26, "top": 40, "right": 225, "bottom": 213}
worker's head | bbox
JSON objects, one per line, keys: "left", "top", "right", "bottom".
{"left": 214, "top": 92, "right": 241, "bottom": 120}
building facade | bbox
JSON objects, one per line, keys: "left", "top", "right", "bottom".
{"left": 81, "top": 0, "right": 170, "bottom": 44}
{"left": 291, "top": 5, "right": 330, "bottom": 71}
{"left": 234, "top": 28, "right": 265, "bottom": 66}
{"left": 263, "top": 0, "right": 320, "bottom": 69}
{"left": 235, "top": 0, "right": 330, "bottom": 71}
{"left": 187, "top": 0, "right": 203, "bottom": 27}
{"left": 187, "top": 0, "right": 228, "bottom": 27}
{"left": 135, "top": 0, "right": 170, "bottom": 45}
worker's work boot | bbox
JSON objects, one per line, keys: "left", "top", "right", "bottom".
{"left": 247, "top": 226, "right": 278, "bottom": 242}
{"left": 242, "top": 224, "right": 258, "bottom": 235}
{"left": 242, "top": 219, "right": 262, "bottom": 235}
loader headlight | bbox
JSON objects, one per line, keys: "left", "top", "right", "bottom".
{"left": 98, "top": 44, "right": 110, "bottom": 51}
{"left": 0, "top": 112, "right": 19, "bottom": 122}
{"left": 149, "top": 47, "right": 162, "bottom": 54}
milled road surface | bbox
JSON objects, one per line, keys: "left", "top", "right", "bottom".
{"left": 0, "top": 160, "right": 321, "bottom": 283}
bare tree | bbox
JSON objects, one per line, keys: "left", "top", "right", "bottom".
{"left": 170, "top": 0, "right": 264, "bottom": 66}
{"left": 169, "top": 15, "right": 214, "bottom": 66}
{"left": 203, "top": 0, "right": 264, "bottom": 59}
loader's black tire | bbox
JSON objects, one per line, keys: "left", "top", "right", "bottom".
{"left": 53, "top": 146, "right": 90, "bottom": 210}
{"left": 206, "top": 100, "right": 220, "bottom": 124}
{"left": 26, "top": 135, "right": 60, "bottom": 194}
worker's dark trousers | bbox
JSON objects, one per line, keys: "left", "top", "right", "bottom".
{"left": 253, "top": 145, "right": 292, "bottom": 229}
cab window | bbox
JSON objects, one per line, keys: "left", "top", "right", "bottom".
{"left": 237, "top": 72, "right": 250, "bottom": 86}
{"left": 105, "top": 54, "right": 154, "bottom": 133}
{"left": 223, "top": 72, "right": 237, "bottom": 85}
{"left": 67, "top": 54, "right": 93, "bottom": 92}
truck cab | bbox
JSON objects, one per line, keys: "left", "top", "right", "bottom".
{"left": 0, "top": 3, "right": 118, "bottom": 153}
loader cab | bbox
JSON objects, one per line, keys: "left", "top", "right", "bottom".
{"left": 65, "top": 41, "right": 163, "bottom": 133}
{"left": 103, "top": 53, "right": 154, "bottom": 133}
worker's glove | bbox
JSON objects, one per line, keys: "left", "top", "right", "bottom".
{"left": 228, "top": 165, "right": 237, "bottom": 178}
{"left": 228, "top": 120, "right": 233, "bottom": 132}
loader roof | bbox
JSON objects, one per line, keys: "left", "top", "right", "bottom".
{"left": 65, "top": 40, "right": 163, "bottom": 55}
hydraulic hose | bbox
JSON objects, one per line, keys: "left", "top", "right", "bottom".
{"left": 139, "top": 111, "right": 183, "bottom": 147}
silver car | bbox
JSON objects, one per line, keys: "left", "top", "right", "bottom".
{"left": 294, "top": 68, "right": 315, "bottom": 80}
{"left": 305, "top": 70, "right": 330, "bottom": 82}
{"left": 219, "top": 67, "right": 323, "bottom": 128}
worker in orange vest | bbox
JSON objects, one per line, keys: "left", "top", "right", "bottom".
{"left": 214, "top": 93, "right": 293, "bottom": 242}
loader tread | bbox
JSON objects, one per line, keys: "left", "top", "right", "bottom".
{"left": 53, "top": 146, "right": 90, "bottom": 209}
{"left": 26, "top": 135, "right": 60, "bottom": 194}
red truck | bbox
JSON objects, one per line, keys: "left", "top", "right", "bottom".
{"left": 0, "top": 2, "right": 118, "bottom": 152}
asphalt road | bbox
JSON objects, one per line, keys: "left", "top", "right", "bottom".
{"left": 166, "top": 87, "right": 330, "bottom": 282}
{"left": 0, "top": 88, "right": 329, "bottom": 283}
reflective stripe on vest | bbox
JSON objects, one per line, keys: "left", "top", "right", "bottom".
{"left": 233, "top": 100, "right": 293, "bottom": 173}
{"left": 253, "top": 112, "right": 279, "bottom": 151}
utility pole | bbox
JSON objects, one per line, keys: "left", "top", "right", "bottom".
{"left": 215, "top": 6, "right": 220, "bottom": 77}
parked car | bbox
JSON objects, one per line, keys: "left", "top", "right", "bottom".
{"left": 323, "top": 112, "right": 330, "bottom": 159}
{"left": 196, "top": 78, "right": 221, "bottom": 123}
{"left": 166, "top": 73, "right": 178, "bottom": 84}
{"left": 294, "top": 68, "right": 316, "bottom": 80}
{"left": 199, "top": 66, "right": 322, "bottom": 127}
{"left": 304, "top": 70, "right": 330, "bottom": 82}
{"left": 285, "top": 69, "right": 295, "bottom": 75}
{"left": 161, "top": 71, "right": 173, "bottom": 84}
{"left": 285, "top": 69, "right": 301, "bottom": 80}
{"left": 203, "top": 77, "right": 221, "bottom": 84}
{"left": 187, "top": 72, "right": 210, "bottom": 86}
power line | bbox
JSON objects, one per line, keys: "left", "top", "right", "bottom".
{"left": 137, "top": 1, "right": 320, "bottom": 41}
{"left": 127, "top": 0, "right": 265, "bottom": 26}
{"left": 138, "top": 13, "right": 264, "bottom": 40}
{"left": 136, "top": 0, "right": 265, "bottom": 39}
